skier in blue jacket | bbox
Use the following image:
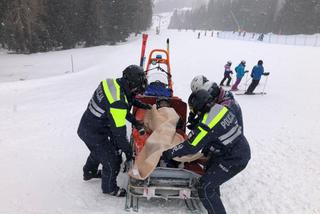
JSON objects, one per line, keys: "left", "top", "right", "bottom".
{"left": 231, "top": 60, "right": 248, "bottom": 91}
{"left": 245, "top": 60, "right": 270, "bottom": 94}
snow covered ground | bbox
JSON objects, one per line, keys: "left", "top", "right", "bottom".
{"left": 1, "top": 16, "right": 320, "bottom": 214}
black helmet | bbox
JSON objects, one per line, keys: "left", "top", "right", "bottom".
{"left": 122, "top": 65, "right": 147, "bottom": 95}
{"left": 208, "top": 82, "right": 220, "bottom": 99}
{"left": 258, "top": 60, "right": 263, "bottom": 65}
{"left": 156, "top": 96, "right": 170, "bottom": 108}
{"left": 241, "top": 60, "right": 246, "bottom": 65}
{"left": 188, "top": 89, "right": 213, "bottom": 114}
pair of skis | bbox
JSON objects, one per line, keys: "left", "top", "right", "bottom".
{"left": 235, "top": 92, "right": 267, "bottom": 95}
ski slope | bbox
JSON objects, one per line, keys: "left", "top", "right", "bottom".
{"left": 1, "top": 17, "right": 320, "bottom": 214}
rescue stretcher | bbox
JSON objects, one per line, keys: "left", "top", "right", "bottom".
{"left": 125, "top": 41, "right": 205, "bottom": 212}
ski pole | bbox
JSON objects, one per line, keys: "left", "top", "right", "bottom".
{"left": 244, "top": 73, "right": 249, "bottom": 91}
{"left": 262, "top": 75, "right": 269, "bottom": 94}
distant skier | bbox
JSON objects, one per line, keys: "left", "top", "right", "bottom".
{"left": 245, "top": 60, "right": 270, "bottom": 94}
{"left": 198, "top": 32, "right": 201, "bottom": 39}
{"left": 219, "top": 61, "right": 233, "bottom": 86}
{"left": 258, "top": 33, "right": 264, "bottom": 41}
{"left": 231, "top": 60, "right": 249, "bottom": 91}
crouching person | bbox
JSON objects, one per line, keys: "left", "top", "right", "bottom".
{"left": 77, "top": 65, "right": 148, "bottom": 197}
{"left": 163, "top": 89, "right": 251, "bottom": 213}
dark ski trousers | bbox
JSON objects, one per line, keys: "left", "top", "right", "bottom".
{"left": 246, "top": 79, "right": 260, "bottom": 94}
{"left": 81, "top": 133, "right": 122, "bottom": 194}
{"left": 220, "top": 75, "right": 232, "bottom": 86}
{"left": 198, "top": 163, "right": 245, "bottom": 214}
{"left": 199, "top": 140, "right": 250, "bottom": 214}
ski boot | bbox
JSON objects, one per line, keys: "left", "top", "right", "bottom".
{"left": 105, "top": 187, "right": 126, "bottom": 197}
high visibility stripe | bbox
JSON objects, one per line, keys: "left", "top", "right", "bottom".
{"left": 110, "top": 108, "right": 127, "bottom": 127}
{"left": 113, "top": 79, "right": 120, "bottom": 101}
{"left": 219, "top": 124, "right": 239, "bottom": 141}
{"left": 191, "top": 126, "right": 208, "bottom": 147}
{"left": 102, "top": 79, "right": 128, "bottom": 105}
{"left": 102, "top": 80, "right": 114, "bottom": 104}
{"left": 102, "top": 79, "right": 118, "bottom": 104}
{"left": 190, "top": 105, "right": 228, "bottom": 147}
{"left": 203, "top": 104, "right": 226, "bottom": 127}
{"left": 89, "top": 104, "right": 102, "bottom": 118}
{"left": 207, "top": 107, "right": 228, "bottom": 129}
{"left": 90, "top": 99, "right": 105, "bottom": 114}
{"left": 221, "top": 126, "right": 242, "bottom": 145}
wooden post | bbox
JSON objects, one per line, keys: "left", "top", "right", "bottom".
{"left": 315, "top": 35, "right": 319, "bottom": 47}
{"left": 71, "top": 55, "right": 74, "bottom": 73}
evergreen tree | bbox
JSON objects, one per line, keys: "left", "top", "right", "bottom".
{"left": 0, "top": 0, "right": 153, "bottom": 53}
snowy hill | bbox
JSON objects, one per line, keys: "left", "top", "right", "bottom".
{"left": 1, "top": 23, "right": 320, "bottom": 214}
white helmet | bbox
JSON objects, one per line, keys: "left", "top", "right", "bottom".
{"left": 202, "top": 81, "right": 214, "bottom": 91}
{"left": 190, "top": 75, "right": 209, "bottom": 92}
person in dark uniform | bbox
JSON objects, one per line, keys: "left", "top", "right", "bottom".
{"left": 77, "top": 65, "right": 150, "bottom": 197}
{"left": 163, "top": 89, "right": 251, "bottom": 213}
{"left": 189, "top": 76, "right": 244, "bottom": 133}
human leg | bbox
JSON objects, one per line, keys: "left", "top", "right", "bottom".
{"left": 226, "top": 76, "right": 232, "bottom": 86}
{"left": 198, "top": 163, "right": 245, "bottom": 214}
{"left": 220, "top": 76, "right": 227, "bottom": 86}
{"left": 231, "top": 78, "right": 241, "bottom": 90}
{"left": 245, "top": 79, "right": 259, "bottom": 94}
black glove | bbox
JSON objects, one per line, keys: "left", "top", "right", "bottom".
{"left": 245, "top": 70, "right": 249, "bottom": 73}
{"left": 187, "top": 123, "right": 196, "bottom": 130}
{"left": 162, "top": 149, "right": 173, "bottom": 162}
{"left": 146, "top": 104, "right": 152, "bottom": 110}
{"left": 135, "top": 121, "right": 146, "bottom": 135}
{"left": 187, "top": 112, "right": 196, "bottom": 123}
{"left": 264, "top": 72, "right": 270, "bottom": 76}
{"left": 132, "top": 99, "right": 152, "bottom": 110}
{"left": 250, "top": 74, "right": 253, "bottom": 78}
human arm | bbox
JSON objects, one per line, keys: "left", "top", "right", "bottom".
{"left": 126, "top": 113, "right": 146, "bottom": 135}
{"left": 132, "top": 99, "right": 152, "bottom": 110}
{"left": 163, "top": 123, "right": 211, "bottom": 160}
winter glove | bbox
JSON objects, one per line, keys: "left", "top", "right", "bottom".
{"left": 250, "top": 73, "right": 253, "bottom": 78}
{"left": 135, "top": 121, "right": 146, "bottom": 136}
{"left": 245, "top": 70, "right": 249, "bottom": 73}
{"left": 146, "top": 104, "right": 152, "bottom": 110}
{"left": 132, "top": 99, "right": 152, "bottom": 110}
{"left": 264, "top": 72, "right": 270, "bottom": 76}
{"left": 187, "top": 112, "right": 196, "bottom": 123}
{"left": 186, "top": 123, "right": 196, "bottom": 130}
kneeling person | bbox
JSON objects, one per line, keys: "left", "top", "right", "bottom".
{"left": 163, "top": 89, "right": 251, "bottom": 214}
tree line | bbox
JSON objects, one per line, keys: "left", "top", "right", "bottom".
{"left": 169, "top": 0, "right": 320, "bottom": 35}
{"left": 0, "top": 0, "right": 152, "bottom": 53}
